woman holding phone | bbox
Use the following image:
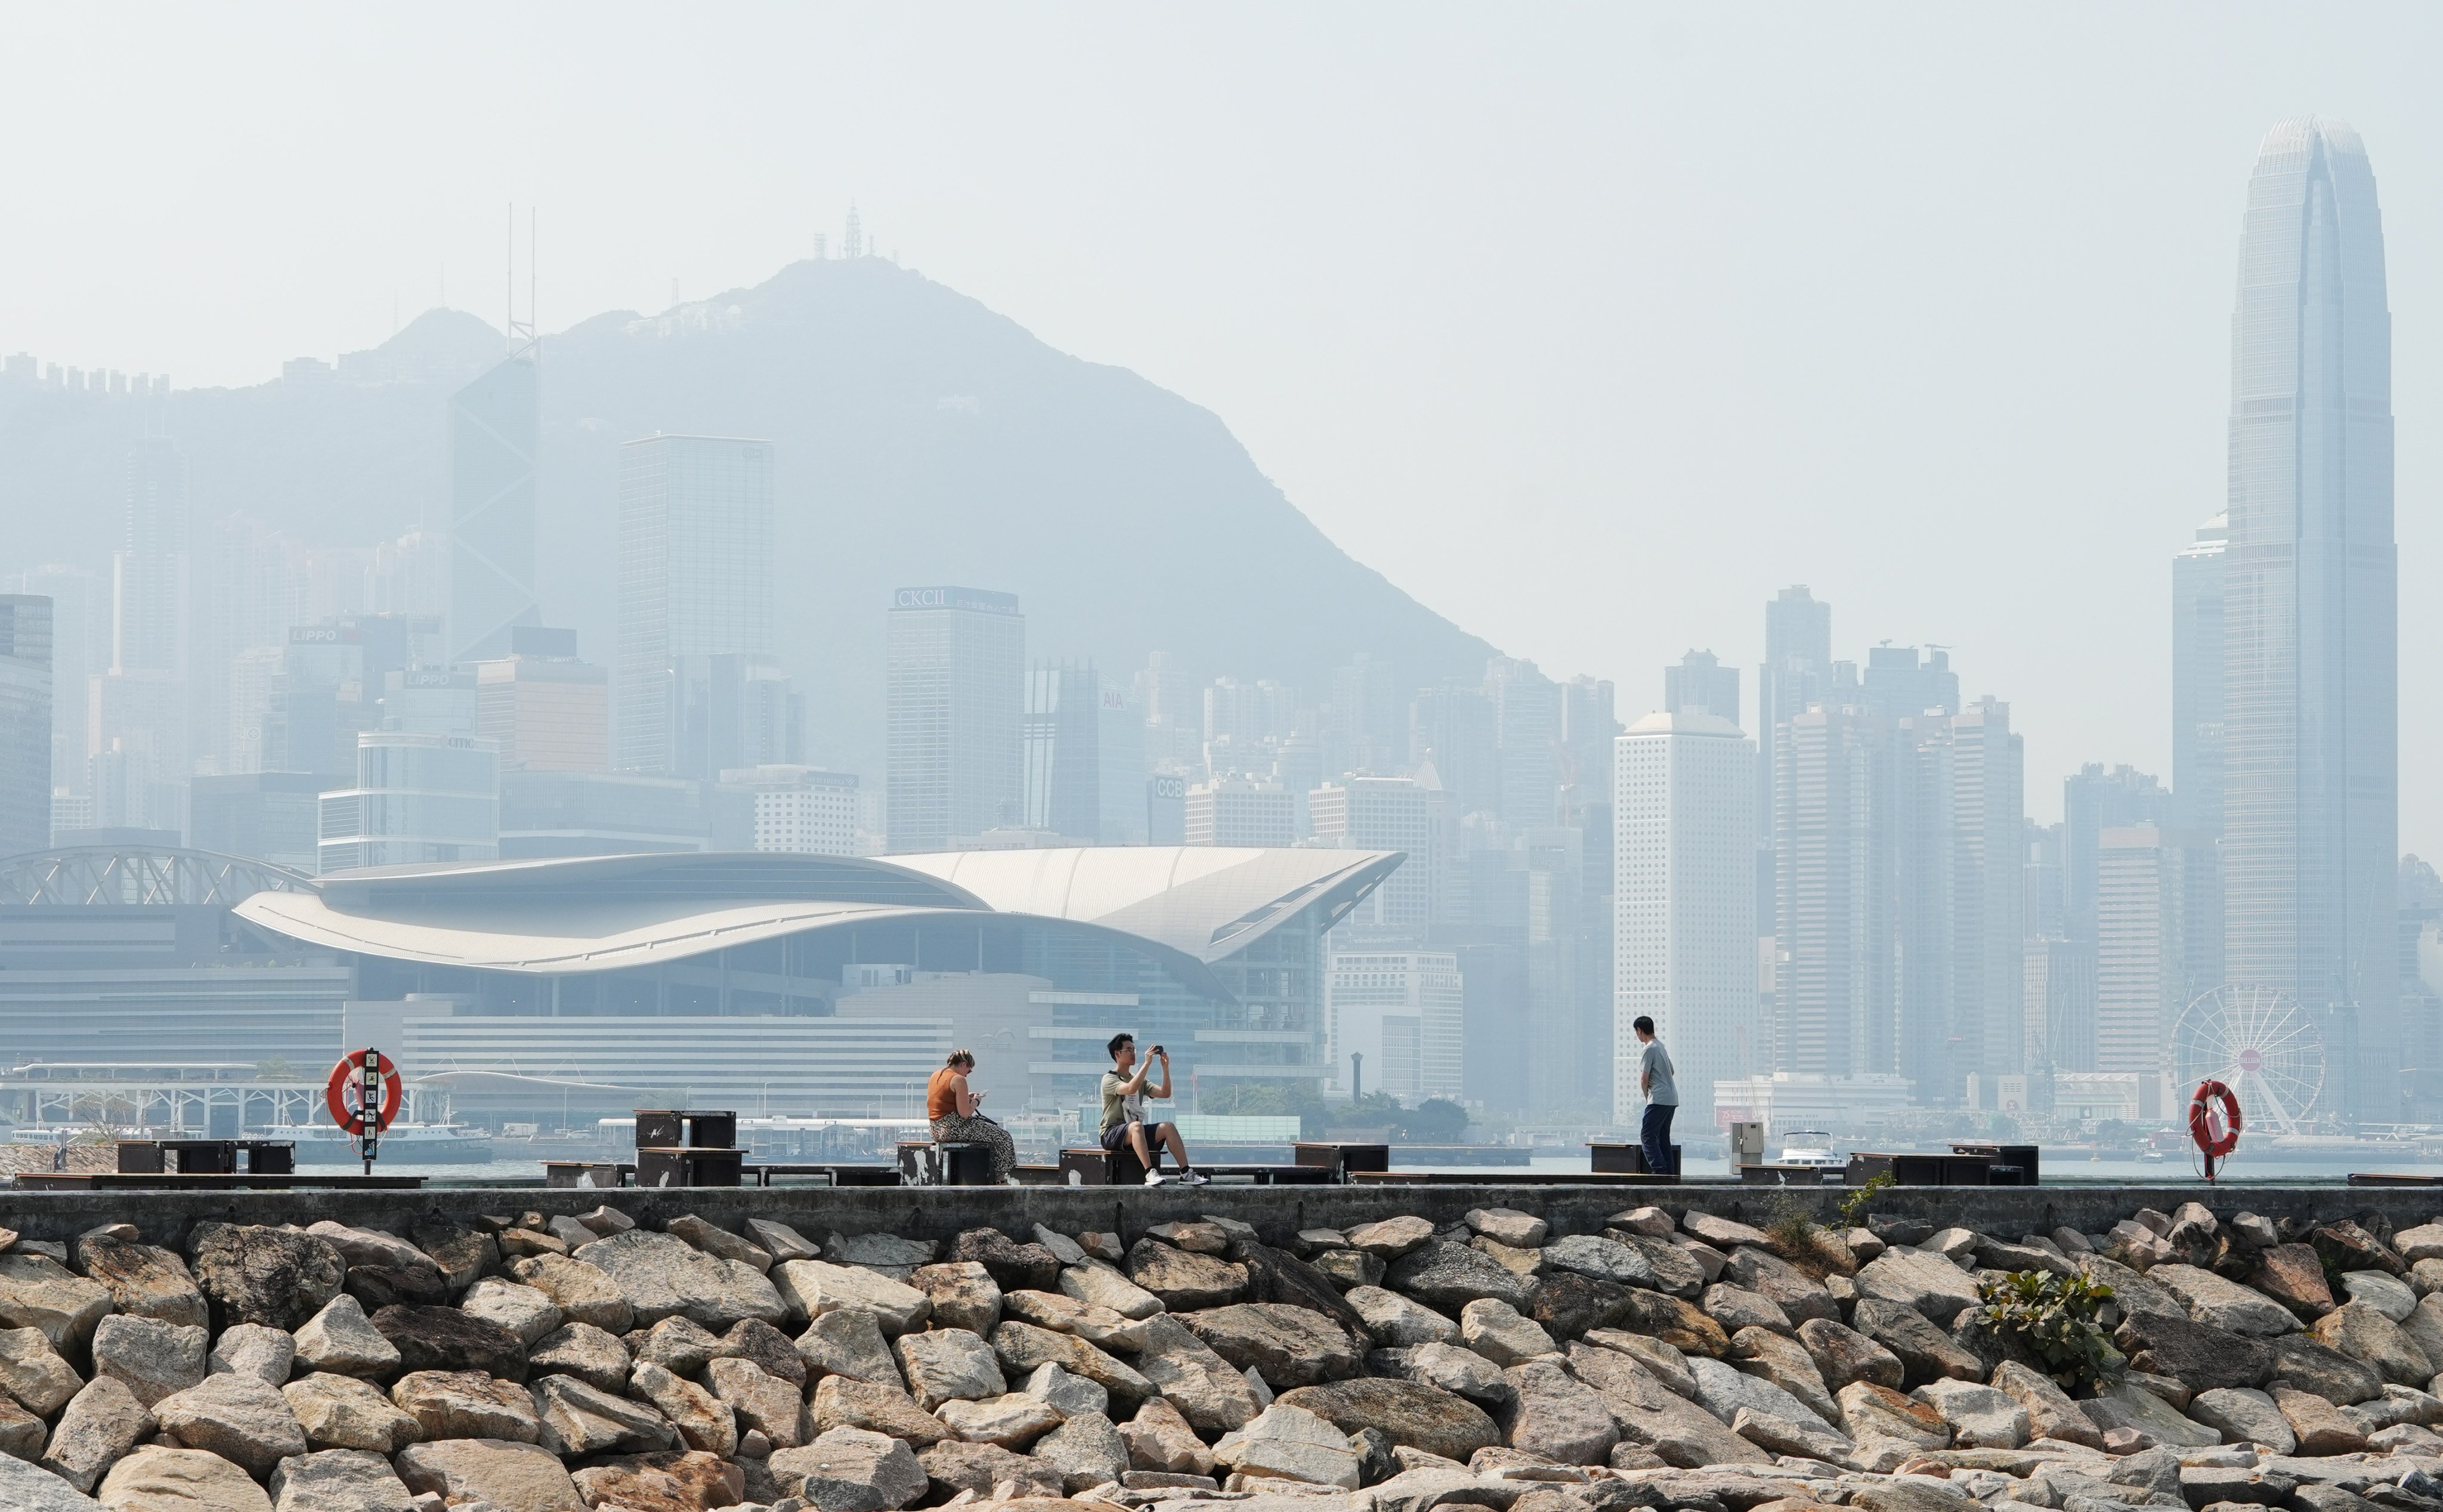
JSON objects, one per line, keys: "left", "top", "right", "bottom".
{"left": 926, "top": 1048, "right": 1018, "bottom": 1184}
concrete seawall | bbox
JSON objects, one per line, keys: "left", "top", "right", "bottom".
{"left": 2, "top": 1179, "right": 2434, "bottom": 1247}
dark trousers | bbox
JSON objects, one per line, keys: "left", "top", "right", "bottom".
{"left": 1641, "top": 1102, "right": 1677, "bottom": 1176}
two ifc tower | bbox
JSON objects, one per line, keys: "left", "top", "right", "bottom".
{"left": 2180, "top": 118, "right": 2398, "bottom": 1127}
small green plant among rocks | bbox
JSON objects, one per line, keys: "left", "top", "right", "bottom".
{"left": 1836, "top": 1168, "right": 1894, "bottom": 1227}
{"left": 1976, "top": 1268, "right": 2121, "bottom": 1394}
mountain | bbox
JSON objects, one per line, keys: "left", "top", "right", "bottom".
{"left": 0, "top": 258, "right": 1498, "bottom": 773}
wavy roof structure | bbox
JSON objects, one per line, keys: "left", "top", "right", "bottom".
{"left": 233, "top": 847, "right": 1403, "bottom": 990}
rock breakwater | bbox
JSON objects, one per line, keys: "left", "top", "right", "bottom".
{"left": 0, "top": 1201, "right": 2436, "bottom": 1512}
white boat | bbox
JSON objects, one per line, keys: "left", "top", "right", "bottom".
{"left": 1774, "top": 1131, "right": 1845, "bottom": 1170}
{"left": 262, "top": 1123, "right": 495, "bottom": 1165}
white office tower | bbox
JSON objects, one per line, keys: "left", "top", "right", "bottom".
{"left": 317, "top": 731, "right": 500, "bottom": 873}
{"left": 886, "top": 588, "right": 1024, "bottom": 852}
{"left": 1185, "top": 778, "right": 1297, "bottom": 848}
{"left": 2095, "top": 827, "right": 2188, "bottom": 1075}
{"left": 615, "top": 435, "right": 778, "bottom": 777}
{"left": 1950, "top": 697, "right": 2026, "bottom": 1085}
{"left": 2222, "top": 120, "right": 2396, "bottom": 1122}
{"left": 723, "top": 765, "right": 860, "bottom": 856}
{"left": 1325, "top": 951, "right": 1464, "bottom": 1100}
{"left": 1615, "top": 710, "right": 1756, "bottom": 1127}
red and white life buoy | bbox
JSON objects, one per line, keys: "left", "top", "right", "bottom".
{"left": 326, "top": 1049, "right": 403, "bottom": 1137}
{"left": 2189, "top": 1078, "right": 2242, "bottom": 1161}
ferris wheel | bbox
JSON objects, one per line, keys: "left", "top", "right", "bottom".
{"left": 2172, "top": 984, "right": 2325, "bottom": 1134}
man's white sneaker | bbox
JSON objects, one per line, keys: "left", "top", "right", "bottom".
{"left": 1143, "top": 1170, "right": 1167, "bottom": 1186}
{"left": 1182, "top": 1170, "right": 1210, "bottom": 1185}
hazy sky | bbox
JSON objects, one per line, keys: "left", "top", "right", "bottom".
{"left": 4, "top": 4, "right": 2436, "bottom": 846}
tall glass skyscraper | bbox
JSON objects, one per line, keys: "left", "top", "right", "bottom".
{"left": 886, "top": 587, "right": 1023, "bottom": 852}
{"left": 615, "top": 435, "right": 778, "bottom": 775}
{"left": 449, "top": 354, "right": 541, "bottom": 663}
{"left": 2221, "top": 119, "right": 2396, "bottom": 1122}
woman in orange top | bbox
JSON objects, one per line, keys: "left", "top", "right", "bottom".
{"left": 925, "top": 1049, "right": 1016, "bottom": 1183}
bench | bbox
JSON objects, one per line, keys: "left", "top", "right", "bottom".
{"left": 1294, "top": 1142, "right": 1389, "bottom": 1181}
{"left": 1059, "top": 1145, "right": 1163, "bottom": 1186}
{"left": 1847, "top": 1151, "right": 1994, "bottom": 1186}
{"left": 897, "top": 1140, "right": 995, "bottom": 1186}
{"left": 635, "top": 1147, "right": 744, "bottom": 1188}
{"left": 1589, "top": 1141, "right": 1681, "bottom": 1176}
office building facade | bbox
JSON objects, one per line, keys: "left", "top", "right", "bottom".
{"left": 616, "top": 435, "right": 778, "bottom": 776}
{"left": 2096, "top": 827, "right": 2189, "bottom": 1075}
{"left": 1663, "top": 651, "right": 1740, "bottom": 725}
{"left": 318, "top": 732, "right": 500, "bottom": 873}
{"left": 449, "top": 354, "right": 541, "bottom": 662}
{"left": 0, "top": 597, "right": 52, "bottom": 857}
{"left": 1185, "top": 778, "right": 1295, "bottom": 848}
{"left": 2172, "top": 514, "right": 2228, "bottom": 838}
{"left": 724, "top": 765, "right": 861, "bottom": 856}
{"left": 475, "top": 627, "right": 610, "bottom": 772}
{"left": 1615, "top": 710, "right": 1755, "bottom": 1127}
{"left": 1324, "top": 950, "right": 1464, "bottom": 1101}
{"left": 2222, "top": 119, "right": 2396, "bottom": 1120}
{"left": 1310, "top": 777, "right": 1435, "bottom": 940}
{"left": 4, "top": 567, "right": 101, "bottom": 803}
{"left": 886, "top": 587, "right": 1023, "bottom": 852}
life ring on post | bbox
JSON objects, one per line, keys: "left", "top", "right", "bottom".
{"left": 2189, "top": 1078, "right": 2242, "bottom": 1160}
{"left": 326, "top": 1049, "right": 403, "bottom": 1137}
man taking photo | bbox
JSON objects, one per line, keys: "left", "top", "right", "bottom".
{"left": 1100, "top": 1033, "right": 1204, "bottom": 1186}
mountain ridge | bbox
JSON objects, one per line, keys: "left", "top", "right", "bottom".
{"left": 0, "top": 256, "right": 1501, "bottom": 777}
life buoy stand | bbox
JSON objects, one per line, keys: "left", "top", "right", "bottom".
{"left": 326, "top": 1049, "right": 403, "bottom": 1137}
{"left": 2190, "top": 1078, "right": 2241, "bottom": 1180}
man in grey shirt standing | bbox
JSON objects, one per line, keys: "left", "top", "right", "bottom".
{"left": 1632, "top": 1015, "right": 1678, "bottom": 1176}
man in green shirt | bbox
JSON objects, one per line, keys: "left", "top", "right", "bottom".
{"left": 1099, "top": 1032, "right": 1203, "bottom": 1186}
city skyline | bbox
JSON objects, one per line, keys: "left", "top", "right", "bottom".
{"left": 5, "top": 10, "right": 2440, "bottom": 855}
{"left": 0, "top": 12, "right": 2435, "bottom": 1140}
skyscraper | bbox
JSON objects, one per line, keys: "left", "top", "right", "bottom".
{"left": 886, "top": 586, "right": 1023, "bottom": 851}
{"left": 1773, "top": 703, "right": 1883, "bottom": 1077}
{"left": 2096, "top": 827, "right": 2187, "bottom": 1075}
{"left": 1663, "top": 651, "right": 1740, "bottom": 725}
{"left": 615, "top": 435, "right": 778, "bottom": 775}
{"left": 449, "top": 353, "right": 541, "bottom": 663}
{"left": 4, "top": 566, "right": 101, "bottom": 800}
{"left": 1486, "top": 657, "right": 1560, "bottom": 829}
{"left": 1023, "top": 661, "right": 1120, "bottom": 842}
{"left": 2172, "top": 515, "right": 2228, "bottom": 837}
{"left": 1615, "top": 710, "right": 1755, "bottom": 1127}
{"left": 2221, "top": 119, "right": 2396, "bottom": 1121}
{"left": 2061, "top": 765, "right": 2170, "bottom": 948}
{"left": 1950, "top": 697, "right": 2026, "bottom": 1086}
{"left": 115, "top": 438, "right": 187, "bottom": 676}
{"left": 0, "top": 596, "right": 53, "bottom": 856}
{"left": 1758, "top": 586, "right": 1833, "bottom": 877}
{"left": 1310, "top": 776, "right": 1435, "bottom": 939}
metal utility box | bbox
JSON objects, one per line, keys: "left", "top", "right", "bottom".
{"left": 1728, "top": 1122, "right": 1766, "bottom": 1168}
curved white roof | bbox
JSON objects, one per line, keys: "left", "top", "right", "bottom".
{"left": 233, "top": 846, "right": 1402, "bottom": 985}
{"left": 887, "top": 846, "right": 1403, "bottom": 962}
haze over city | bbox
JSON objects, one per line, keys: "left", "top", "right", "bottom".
{"left": 0, "top": 4, "right": 2435, "bottom": 1155}
{"left": 4, "top": 4, "right": 2438, "bottom": 841}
